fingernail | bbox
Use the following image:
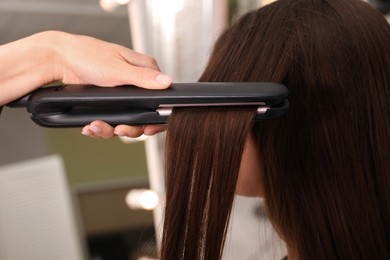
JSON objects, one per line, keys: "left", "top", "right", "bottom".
{"left": 90, "top": 125, "right": 102, "bottom": 135}
{"left": 155, "top": 74, "right": 173, "bottom": 86}
{"left": 81, "top": 129, "right": 89, "bottom": 136}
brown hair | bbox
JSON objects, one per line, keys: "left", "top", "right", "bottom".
{"left": 161, "top": 0, "right": 390, "bottom": 259}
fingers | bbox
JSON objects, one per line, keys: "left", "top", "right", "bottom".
{"left": 143, "top": 125, "right": 166, "bottom": 136}
{"left": 116, "top": 46, "right": 173, "bottom": 89}
{"left": 118, "top": 48, "right": 160, "bottom": 70}
{"left": 55, "top": 32, "right": 173, "bottom": 90}
{"left": 81, "top": 120, "right": 115, "bottom": 139}
{"left": 113, "top": 125, "right": 144, "bottom": 138}
{"left": 81, "top": 121, "right": 166, "bottom": 139}
{"left": 110, "top": 45, "right": 173, "bottom": 89}
{"left": 113, "top": 125, "right": 166, "bottom": 137}
{"left": 116, "top": 65, "right": 173, "bottom": 90}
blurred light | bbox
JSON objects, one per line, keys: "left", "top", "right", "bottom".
{"left": 119, "top": 134, "right": 148, "bottom": 144}
{"left": 100, "top": 0, "right": 118, "bottom": 12}
{"left": 100, "top": 0, "right": 130, "bottom": 12}
{"left": 126, "top": 189, "right": 160, "bottom": 210}
{"left": 116, "top": 0, "right": 130, "bottom": 4}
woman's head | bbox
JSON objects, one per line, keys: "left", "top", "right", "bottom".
{"left": 161, "top": 0, "right": 390, "bottom": 259}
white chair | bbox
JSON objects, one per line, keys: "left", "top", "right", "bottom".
{"left": 0, "top": 155, "right": 86, "bottom": 260}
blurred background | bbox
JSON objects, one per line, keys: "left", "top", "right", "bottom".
{"left": 0, "top": 0, "right": 388, "bottom": 260}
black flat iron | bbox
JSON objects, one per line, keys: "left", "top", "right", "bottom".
{"left": 7, "top": 82, "right": 289, "bottom": 127}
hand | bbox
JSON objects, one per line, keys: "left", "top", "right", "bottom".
{"left": 0, "top": 31, "right": 172, "bottom": 104}
{"left": 52, "top": 31, "right": 172, "bottom": 89}
{"left": 49, "top": 31, "right": 172, "bottom": 138}
{"left": 0, "top": 31, "right": 172, "bottom": 138}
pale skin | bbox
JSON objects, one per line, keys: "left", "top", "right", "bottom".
{"left": 0, "top": 30, "right": 172, "bottom": 138}
{"left": 236, "top": 133, "right": 264, "bottom": 197}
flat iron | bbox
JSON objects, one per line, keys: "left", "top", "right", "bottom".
{"left": 7, "top": 82, "right": 289, "bottom": 127}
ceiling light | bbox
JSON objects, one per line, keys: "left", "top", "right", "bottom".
{"left": 100, "top": 0, "right": 118, "bottom": 12}
{"left": 125, "top": 189, "right": 160, "bottom": 210}
{"left": 100, "top": 0, "right": 129, "bottom": 12}
{"left": 116, "top": 0, "right": 130, "bottom": 5}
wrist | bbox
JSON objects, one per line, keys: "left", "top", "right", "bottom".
{"left": 31, "top": 31, "right": 65, "bottom": 84}
{"left": 0, "top": 31, "right": 68, "bottom": 105}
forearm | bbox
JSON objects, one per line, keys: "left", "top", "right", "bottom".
{"left": 0, "top": 31, "right": 61, "bottom": 105}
